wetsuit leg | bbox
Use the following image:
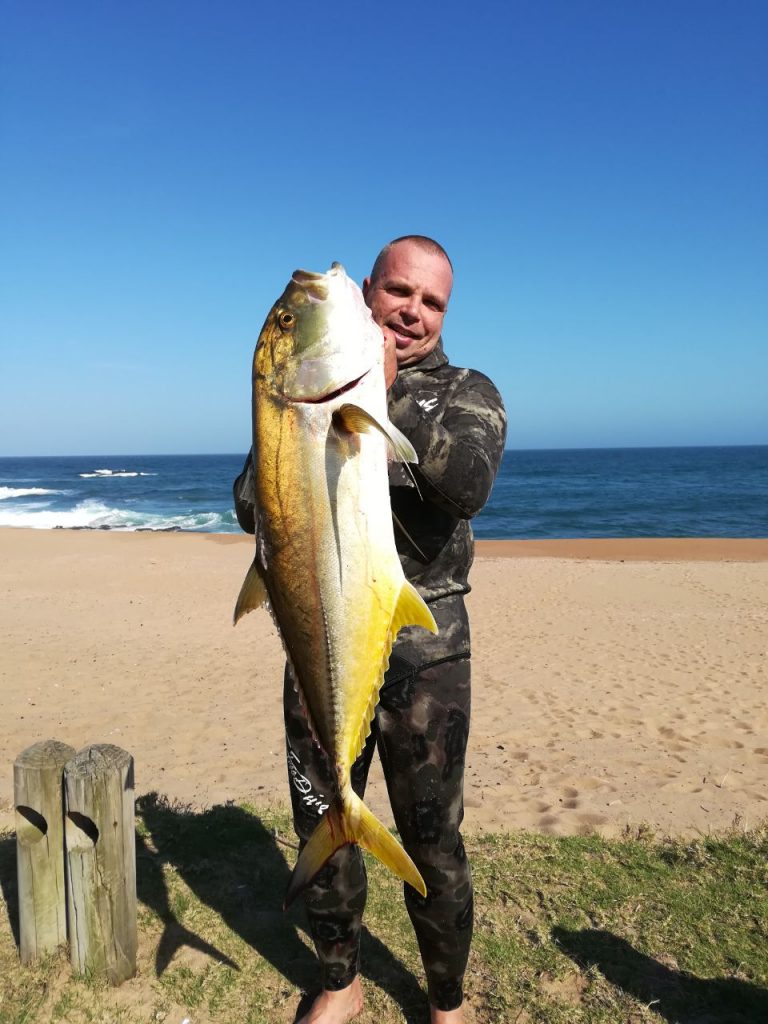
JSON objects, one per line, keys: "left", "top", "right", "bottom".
{"left": 283, "top": 665, "right": 377, "bottom": 991}
{"left": 376, "top": 654, "right": 473, "bottom": 1012}
{"left": 283, "top": 652, "right": 472, "bottom": 1009}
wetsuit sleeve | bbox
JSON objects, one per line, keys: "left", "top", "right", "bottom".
{"left": 387, "top": 372, "right": 507, "bottom": 519}
{"left": 233, "top": 451, "right": 256, "bottom": 534}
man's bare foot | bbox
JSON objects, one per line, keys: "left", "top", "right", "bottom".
{"left": 430, "top": 1004, "right": 464, "bottom": 1024}
{"left": 296, "top": 976, "right": 364, "bottom": 1023}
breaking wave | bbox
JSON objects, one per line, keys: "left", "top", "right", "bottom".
{"left": 78, "top": 469, "right": 157, "bottom": 478}
{"left": 0, "top": 499, "right": 238, "bottom": 532}
{"left": 0, "top": 487, "right": 64, "bottom": 500}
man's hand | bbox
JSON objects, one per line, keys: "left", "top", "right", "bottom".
{"left": 382, "top": 325, "right": 398, "bottom": 389}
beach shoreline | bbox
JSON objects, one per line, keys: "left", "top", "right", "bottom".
{"left": 2, "top": 527, "right": 766, "bottom": 839}
{"left": 201, "top": 530, "right": 768, "bottom": 560}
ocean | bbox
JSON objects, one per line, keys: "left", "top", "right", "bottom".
{"left": 0, "top": 447, "right": 766, "bottom": 539}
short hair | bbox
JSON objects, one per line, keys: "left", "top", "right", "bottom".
{"left": 369, "top": 235, "right": 453, "bottom": 284}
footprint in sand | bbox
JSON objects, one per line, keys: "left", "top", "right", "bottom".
{"left": 570, "top": 776, "right": 616, "bottom": 793}
{"left": 709, "top": 738, "right": 745, "bottom": 750}
{"left": 658, "top": 726, "right": 686, "bottom": 741}
{"left": 576, "top": 812, "right": 609, "bottom": 835}
{"left": 660, "top": 780, "right": 704, "bottom": 794}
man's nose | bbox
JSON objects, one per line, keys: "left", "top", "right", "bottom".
{"left": 400, "top": 294, "right": 420, "bottom": 321}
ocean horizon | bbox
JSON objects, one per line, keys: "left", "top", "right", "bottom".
{"left": 1, "top": 445, "right": 766, "bottom": 539}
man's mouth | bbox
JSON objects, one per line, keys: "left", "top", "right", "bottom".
{"left": 389, "top": 324, "right": 422, "bottom": 348}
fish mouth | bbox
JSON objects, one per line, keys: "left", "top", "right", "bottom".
{"left": 294, "top": 369, "right": 369, "bottom": 404}
{"left": 291, "top": 264, "right": 344, "bottom": 303}
{"left": 291, "top": 270, "right": 328, "bottom": 302}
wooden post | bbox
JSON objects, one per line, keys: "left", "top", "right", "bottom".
{"left": 14, "top": 739, "right": 76, "bottom": 963}
{"left": 64, "top": 744, "right": 137, "bottom": 985}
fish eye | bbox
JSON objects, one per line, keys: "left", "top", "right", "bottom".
{"left": 278, "top": 311, "right": 295, "bottom": 331}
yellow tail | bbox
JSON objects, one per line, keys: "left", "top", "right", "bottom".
{"left": 284, "top": 790, "right": 426, "bottom": 908}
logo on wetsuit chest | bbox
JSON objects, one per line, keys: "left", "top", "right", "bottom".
{"left": 417, "top": 395, "right": 439, "bottom": 413}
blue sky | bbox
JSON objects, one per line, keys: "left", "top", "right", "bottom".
{"left": 1, "top": 1, "right": 766, "bottom": 454}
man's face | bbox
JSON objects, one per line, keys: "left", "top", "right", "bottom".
{"left": 363, "top": 241, "right": 453, "bottom": 367}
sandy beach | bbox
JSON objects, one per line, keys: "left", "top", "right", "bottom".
{"left": 1, "top": 528, "right": 766, "bottom": 839}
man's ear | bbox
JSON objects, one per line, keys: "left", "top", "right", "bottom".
{"left": 362, "top": 276, "right": 371, "bottom": 300}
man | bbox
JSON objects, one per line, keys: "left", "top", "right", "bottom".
{"left": 234, "top": 236, "right": 507, "bottom": 1024}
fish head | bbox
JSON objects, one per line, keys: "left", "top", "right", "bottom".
{"left": 254, "top": 263, "right": 383, "bottom": 402}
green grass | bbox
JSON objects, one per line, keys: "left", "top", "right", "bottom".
{"left": 1, "top": 796, "right": 767, "bottom": 1023}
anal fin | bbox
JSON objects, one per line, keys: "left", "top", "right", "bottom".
{"left": 391, "top": 579, "right": 437, "bottom": 637}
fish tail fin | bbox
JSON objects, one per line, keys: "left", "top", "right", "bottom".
{"left": 284, "top": 797, "right": 351, "bottom": 909}
{"left": 350, "top": 790, "right": 427, "bottom": 898}
{"left": 284, "top": 790, "right": 426, "bottom": 909}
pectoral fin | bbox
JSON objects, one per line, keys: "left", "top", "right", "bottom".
{"left": 233, "top": 558, "right": 269, "bottom": 625}
{"left": 392, "top": 512, "right": 428, "bottom": 561}
{"left": 336, "top": 403, "right": 418, "bottom": 464}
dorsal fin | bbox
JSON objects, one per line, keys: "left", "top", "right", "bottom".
{"left": 289, "top": 664, "right": 324, "bottom": 751}
{"left": 233, "top": 558, "right": 269, "bottom": 624}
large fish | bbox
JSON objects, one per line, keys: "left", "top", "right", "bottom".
{"left": 234, "top": 262, "right": 436, "bottom": 904}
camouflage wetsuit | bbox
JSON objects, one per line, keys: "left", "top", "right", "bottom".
{"left": 234, "top": 339, "right": 506, "bottom": 1011}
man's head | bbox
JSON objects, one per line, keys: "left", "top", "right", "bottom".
{"left": 363, "top": 235, "right": 453, "bottom": 368}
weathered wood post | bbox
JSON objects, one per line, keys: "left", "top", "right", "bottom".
{"left": 14, "top": 739, "right": 76, "bottom": 963}
{"left": 64, "top": 744, "right": 137, "bottom": 984}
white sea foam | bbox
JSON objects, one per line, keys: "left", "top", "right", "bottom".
{"left": 78, "top": 468, "right": 157, "bottom": 478}
{"left": 0, "top": 501, "right": 230, "bottom": 532}
{"left": 81, "top": 470, "right": 133, "bottom": 478}
{"left": 0, "top": 500, "right": 119, "bottom": 530}
{"left": 0, "top": 487, "right": 63, "bottom": 500}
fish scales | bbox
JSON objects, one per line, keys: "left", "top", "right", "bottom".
{"left": 235, "top": 263, "right": 437, "bottom": 904}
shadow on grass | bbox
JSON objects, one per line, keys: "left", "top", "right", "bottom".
{"left": 136, "top": 793, "right": 426, "bottom": 1023}
{"left": 553, "top": 927, "right": 768, "bottom": 1023}
{"left": 0, "top": 832, "right": 20, "bottom": 948}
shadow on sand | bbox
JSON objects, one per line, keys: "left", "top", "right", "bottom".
{"left": 553, "top": 926, "right": 768, "bottom": 1023}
